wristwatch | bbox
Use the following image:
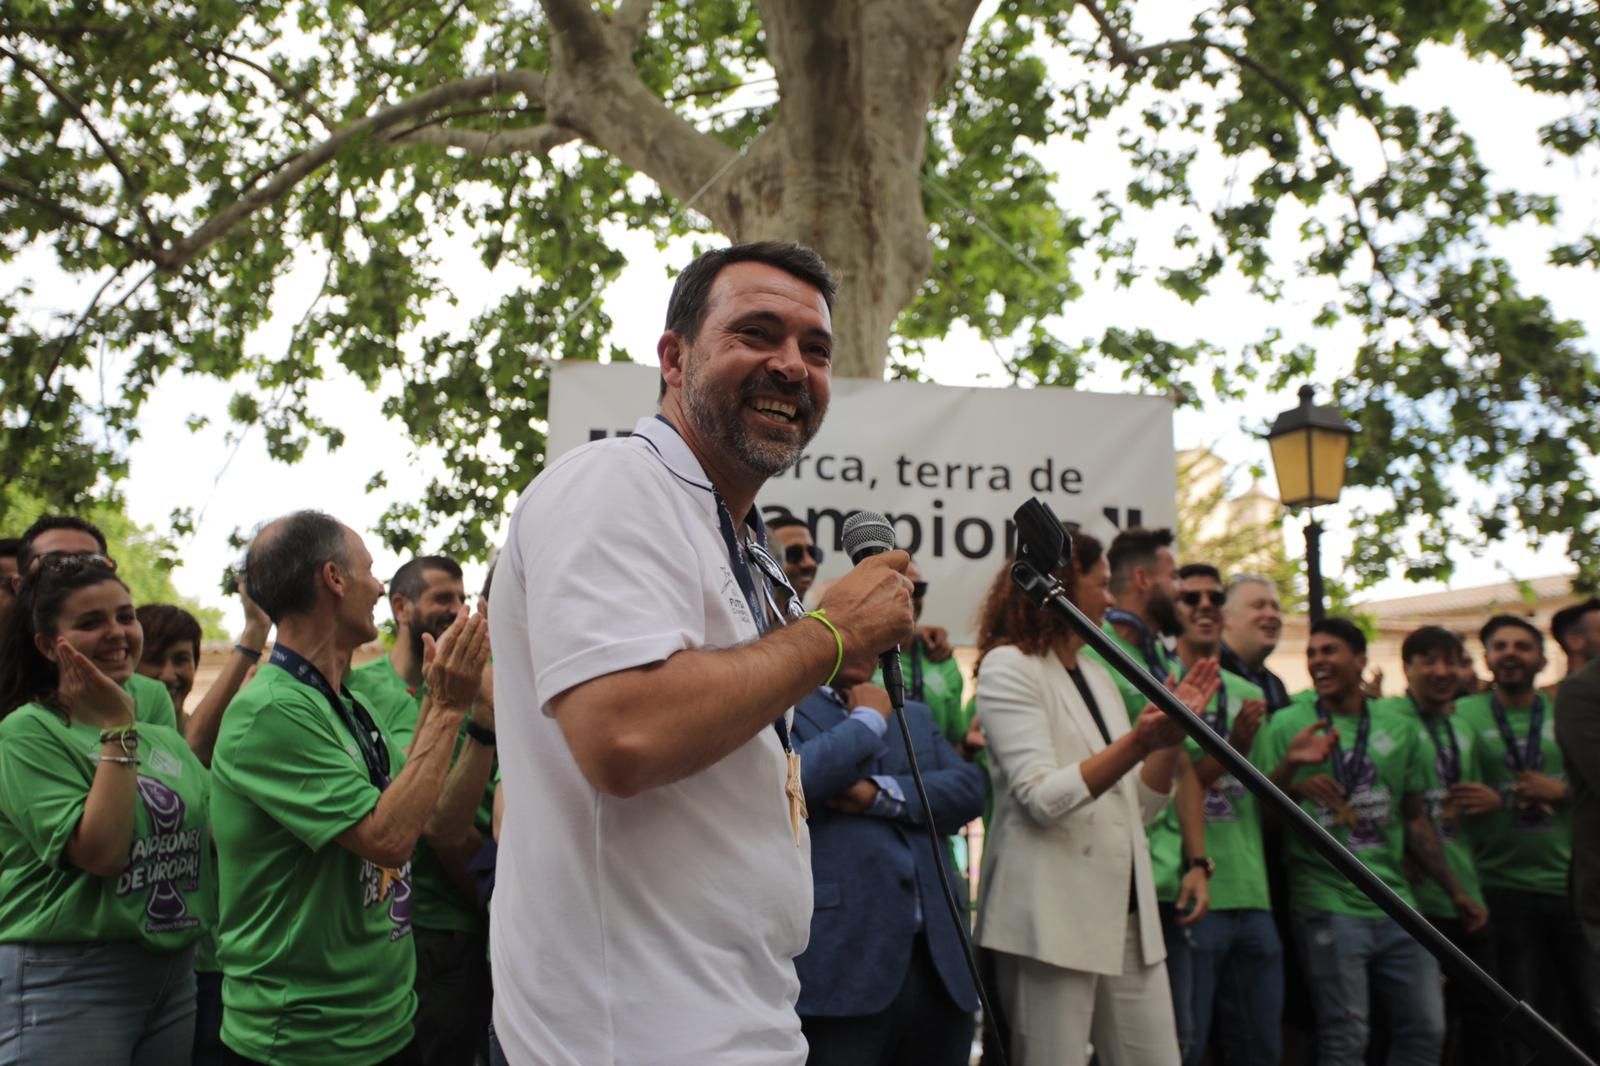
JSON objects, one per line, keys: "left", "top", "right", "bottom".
{"left": 465, "top": 720, "right": 497, "bottom": 748}
{"left": 1183, "top": 856, "right": 1216, "bottom": 878}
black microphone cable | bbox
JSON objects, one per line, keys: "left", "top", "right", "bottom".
{"left": 842, "top": 510, "right": 1009, "bottom": 1066}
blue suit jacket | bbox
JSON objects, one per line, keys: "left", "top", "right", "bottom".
{"left": 792, "top": 688, "right": 985, "bottom": 1017}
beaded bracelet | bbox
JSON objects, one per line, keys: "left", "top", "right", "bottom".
{"left": 99, "top": 726, "right": 139, "bottom": 758}
{"left": 803, "top": 609, "right": 845, "bottom": 685}
{"left": 98, "top": 754, "right": 140, "bottom": 767}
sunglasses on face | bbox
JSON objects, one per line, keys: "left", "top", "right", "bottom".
{"left": 1179, "top": 589, "right": 1226, "bottom": 609}
{"left": 912, "top": 581, "right": 928, "bottom": 599}
{"left": 783, "top": 543, "right": 825, "bottom": 566}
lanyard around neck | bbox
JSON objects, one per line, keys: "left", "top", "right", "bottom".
{"left": 1409, "top": 694, "right": 1462, "bottom": 786}
{"left": 639, "top": 416, "right": 804, "bottom": 752}
{"left": 1490, "top": 692, "right": 1545, "bottom": 773}
{"left": 1315, "top": 699, "right": 1371, "bottom": 793}
{"left": 270, "top": 645, "right": 391, "bottom": 790}
{"left": 1106, "top": 608, "right": 1165, "bottom": 677}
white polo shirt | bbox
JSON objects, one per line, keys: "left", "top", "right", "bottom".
{"left": 489, "top": 415, "right": 812, "bottom": 1066}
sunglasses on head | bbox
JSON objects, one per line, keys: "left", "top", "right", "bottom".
{"left": 783, "top": 543, "right": 825, "bottom": 566}
{"left": 1179, "top": 589, "right": 1226, "bottom": 608}
{"left": 36, "top": 551, "right": 117, "bottom": 575}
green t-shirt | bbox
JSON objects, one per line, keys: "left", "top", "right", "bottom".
{"left": 1252, "top": 698, "right": 1427, "bottom": 916}
{"left": 873, "top": 640, "right": 967, "bottom": 746}
{"left": 1088, "top": 624, "right": 1185, "bottom": 899}
{"left": 347, "top": 656, "right": 494, "bottom": 936}
{"left": 1372, "top": 696, "right": 1485, "bottom": 918}
{"left": 211, "top": 664, "right": 415, "bottom": 1066}
{"left": 128, "top": 671, "right": 178, "bottom": 730}
{"left": 0, "top": 704, "right": 211, "bottom": 948}
{"left": 1085, "top": 621, "right": 1177, "bottom": 718}
{"left": 1455, "top": 691, "right": 1571, "bottom": 896}
{"left": 1183, "top": 670, "right": 1270, "bottom": 911}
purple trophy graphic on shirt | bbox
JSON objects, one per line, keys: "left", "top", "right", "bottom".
{"left": 1340, "top": 752, "right": 1384, "bottom": 849}
{"left": 1505, "top": 742, "right": 1554, "bottom": 828}
{"left": 1203, "top": 779, "right": 1238, "bottom": 821}
{"left": 135, "top": 775, "right": 190, "bottom": 924}
{"left": 388, "top": 865, "right": 413, "bottom": 936}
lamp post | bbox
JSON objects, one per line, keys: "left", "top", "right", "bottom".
{"left": 1266, "top": 385, "right": 1356, "bottom": 625}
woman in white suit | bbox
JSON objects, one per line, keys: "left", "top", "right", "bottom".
{"left": 974, "top": 531, "right": 1219, "bottom": 1066}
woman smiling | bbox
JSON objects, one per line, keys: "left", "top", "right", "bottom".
{"left": 0, "top": 557, "right": 212, "bottom": 1064}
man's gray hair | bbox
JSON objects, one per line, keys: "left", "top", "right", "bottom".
{"left": 245, "top": 511, "right": 350, "bottom": 623}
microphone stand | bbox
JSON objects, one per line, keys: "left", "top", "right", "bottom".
{"left": 881, "top": 651, "right": 1010, "bottom": 1066}
{"left": 1007, "top": 497, "right": 1592, "bottom": 1066}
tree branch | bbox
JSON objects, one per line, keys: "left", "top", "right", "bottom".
{"left": 0, "top": 175, "right": 152, "bottom": 256}
{"left": 539, "top": 0, "right": 611, "bottom": 56}
{"left": 1077, "top": 1, "right": 1407, "bottom": 306}
{"left": 0, "top": 43, "right": 161, "bottom": 243}
{"left": 388, "top": 122, "right": 578, "bottom": 156}
{"left": 532, "top": 0, "right": 740, "bottom": 227}
{"left": 162, "top": 71, "right": 544, "bottom": 273}
{"left": 1077, "top": 0, "right": 1201, "bottom": 66}
{"left": 200, "top": 46, "right": 335, "bottom": 131}
{"left": 0, "top": 264, "right": 154, "bottom": 496}
{"left": 610, "top": 0, "right": 659, "bottom": 50}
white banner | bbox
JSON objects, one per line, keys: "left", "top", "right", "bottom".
{"left": 548, "top": 363, "right": 1177, "bottom": 645}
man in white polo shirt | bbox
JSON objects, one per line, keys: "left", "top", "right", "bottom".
{"left": 489, "top": 241, "right": 917, "bottom": 1066}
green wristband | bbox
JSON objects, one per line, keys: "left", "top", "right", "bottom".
{"left": 804, "top": 609, "right": 845, "bottom": 685}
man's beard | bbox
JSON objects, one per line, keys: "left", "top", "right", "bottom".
{"left": 1148, "top": 589, "right": 1181, "bottom": 637}
{"left": 408, "top": 615, "right": 456, "bottom": 663}
{"left": 681, "top": 353, "right": 824, "bottom": 478}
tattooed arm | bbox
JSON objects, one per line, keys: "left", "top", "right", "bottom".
{"left": 1402, "top": 791, "right": 1487, "bottom": 932}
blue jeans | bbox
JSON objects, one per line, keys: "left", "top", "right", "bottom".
{"left": 0, "top": 941, "right": 196, "bottom": 1066}
{"left": 1185, "top": 910, "right": 1283, "bottom": 1066}
{"left": 1292, "top": 911, "right": 1444, "bottom": 1066}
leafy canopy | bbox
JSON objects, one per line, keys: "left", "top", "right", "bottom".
{"left": 2, "top": 0, "right": 1597, "bottom": 589}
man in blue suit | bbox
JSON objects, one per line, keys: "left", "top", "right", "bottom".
{"left": 793, "top": 656, "right": 986, "bottom": 1065}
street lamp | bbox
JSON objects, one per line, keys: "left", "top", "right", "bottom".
{"left": 1267, "top": 384, "right": 1356, "bottom": 624}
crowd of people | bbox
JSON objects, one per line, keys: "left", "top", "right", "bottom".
{"left": 1, "top": 240, "right": 1598, "bottom": 1066}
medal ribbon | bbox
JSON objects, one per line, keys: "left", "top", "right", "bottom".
{"left": 1315, "top": 699, "right": 1371, "bottom": 794}
{"left": 1490, "top": 693, "right": 1545, "bottom": 773}
{"left": 1411, "top": 695, "right": 1462, "bottom": 786}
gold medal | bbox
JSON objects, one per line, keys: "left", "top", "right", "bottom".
{"left": 786, "top": 751, "right": 808, "bottom": 846}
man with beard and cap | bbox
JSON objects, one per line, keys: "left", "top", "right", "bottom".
{"left": 1458, "top": 615, "right": 1598, "bottom": 1057}
{"left": 1164, "top": 564, "right": 1278, "bottom": 1066}
{"left": 212, "top": 512, "right": 489, "bottom": 1064}
{"left": 487, "top": 242, "right": 916, "bottom": 1066}
{"left": 1085, "top": 528, "right": 1212, "bottom": 984}
{"left": 1219, "top": 574, "right": 1291, "bottom": 712}
{"left": 347, "top": 555, "right": 498, "bottom": 1066}
{"left": 1255, "top": 618, "right": 1482, "bottom": 1066}
{"left": 1375, "top": 626, "right": 1501, "bottom": 1066}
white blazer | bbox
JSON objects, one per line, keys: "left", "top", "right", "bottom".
{"left": 974, "top": 644, "right": 1173, "bottom": 976}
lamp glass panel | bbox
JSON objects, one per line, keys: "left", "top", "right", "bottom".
{"left": 1269, "top": 429, "right": 1312, "bottom": 507}
{"left": 1309, "top": 428, "right": 1351, "bottom": 504}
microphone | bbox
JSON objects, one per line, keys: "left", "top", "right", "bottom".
{"left": 841, "top": 510, "right": 906, "bottom": 708}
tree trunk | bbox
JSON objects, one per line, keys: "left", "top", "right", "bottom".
{"left": 691, "top": 0, "right": 977, "bottom": 378}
